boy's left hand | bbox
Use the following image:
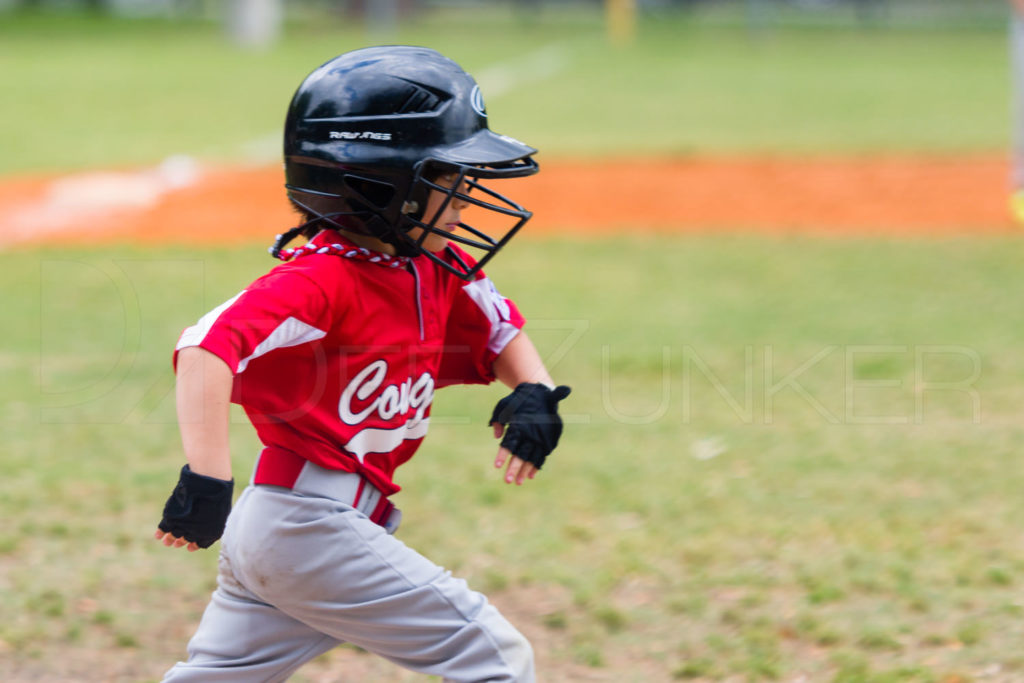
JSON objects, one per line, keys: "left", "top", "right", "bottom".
{"left": 493, "top": 423, "right": 539, "bottom": 485}
{"left": 489, "top": 383, "right": 571, "bottom": 484}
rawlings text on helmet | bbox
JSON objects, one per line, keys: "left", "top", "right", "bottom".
{"left": 329, "top": 131, "right": 393, "bottom": 141}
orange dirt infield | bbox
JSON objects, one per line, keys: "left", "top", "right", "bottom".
{"left": 0, "top": 155, "right": 1017, "bottom": 247}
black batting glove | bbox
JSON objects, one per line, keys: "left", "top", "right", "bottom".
{"left": 489, "top": 383, "right": 571, "bottom": 469}
{"left": 158, "top": 465, "right": 234, "bottom": 549}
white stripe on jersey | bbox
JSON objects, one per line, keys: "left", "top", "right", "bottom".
{"left": 461, "top": 277, "right": 520, "bottom": 356}
{"left": 237, "top": 316, "right": 327, "bottom": 373}
{"left": 177, "top": 291, "right": 328, "bottom": 374}
{"left": 177, "top": 292, "right": 244, "bottom": 354}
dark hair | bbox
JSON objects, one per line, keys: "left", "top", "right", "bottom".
{"left": 288, "top": 199, "right": 320, "bottom": 240}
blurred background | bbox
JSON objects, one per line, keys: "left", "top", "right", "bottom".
{"left": 4, "top": 2, "right": 1024, "bottom": 682}
{"left": 0, "top": 0, "right": 1013, "bottom": 175}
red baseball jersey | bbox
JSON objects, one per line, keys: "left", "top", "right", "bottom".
{"left": 174, "top": 229, "right": 525, "bottom": 496}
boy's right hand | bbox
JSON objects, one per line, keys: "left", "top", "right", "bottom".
{"left": 155, "top": 464, "right": 234, "bottom": 551}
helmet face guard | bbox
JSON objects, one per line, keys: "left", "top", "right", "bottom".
{"left": 279, "top": 46, "right": 539, "bottom": 280}
{"left": 396, "top": 158, "right": 537, "bottom": 279}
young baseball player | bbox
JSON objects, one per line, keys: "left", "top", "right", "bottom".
{"left": 154, "top": 46, "right": 570, "bottom": 682}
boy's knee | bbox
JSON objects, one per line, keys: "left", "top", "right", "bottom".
{"left": 473, "top": 612, "right": 534, "bottom": 682}
{"left": 503, "top": 630, "right": 535, "bottom": 682}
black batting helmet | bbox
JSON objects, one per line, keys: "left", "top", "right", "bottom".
{"left": 277, "top": 45, "right": 539, "bottom": 280}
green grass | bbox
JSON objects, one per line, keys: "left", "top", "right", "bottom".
{"left": 4, "top": 233, "right": 1024, "bottom": 680}
{"left": 0, "top": 6, "right": 1012, "bottom": 175}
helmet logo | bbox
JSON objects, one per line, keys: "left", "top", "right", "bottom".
{"left": 330, "top": 130, "right": 392, "bottom": 142}
{"left": 470, "top": 85, "right": 487, "bottom": 118}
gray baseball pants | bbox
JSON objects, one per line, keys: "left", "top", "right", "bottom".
{"left": 162, "top": 479, "right": 534, "bottom": 682}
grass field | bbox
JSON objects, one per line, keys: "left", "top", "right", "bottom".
{"left": 5, "top": 234, "right": 1024, "bottom": 681}
{"left": 0, "top": 6, "right": 1011, "bottom": 175}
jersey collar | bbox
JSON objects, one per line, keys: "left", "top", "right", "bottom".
{"left": 275, "top": 230, "right": 411, "bottom": 270}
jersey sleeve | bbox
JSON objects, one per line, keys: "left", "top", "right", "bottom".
{"left": 173, "top": 268, "right": 333, "bottom": 375}
{"left": 437, "top": 254, "right": 526, "bottom": 388}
